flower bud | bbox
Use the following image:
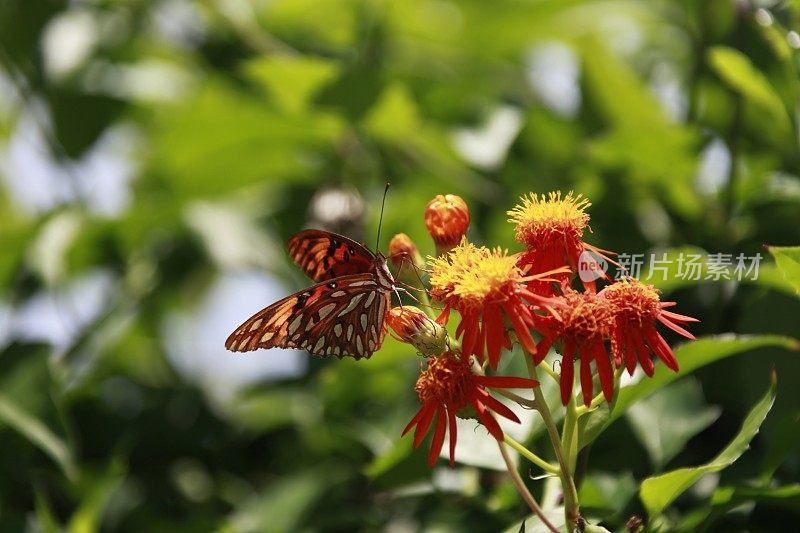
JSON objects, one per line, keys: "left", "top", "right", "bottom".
{"left": 388, "top": 233, "right": 425, "bottom": 284}
{"left": 424, "top": 194, "right": 470, "bottom": 255}
{"left": 386, "top": 306, "right": 448, "bottom": 356}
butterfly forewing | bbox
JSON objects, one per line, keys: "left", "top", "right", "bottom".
{"left": 287, "top": 229, "right": 375, "bottom": 282}
{"left": 225, "top": 273, "right": 392, "bottom": 360}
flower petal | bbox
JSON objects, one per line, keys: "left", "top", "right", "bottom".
{"left": 413, "top": 402, "right": 437, "bottom": 448}
{"left": 579, "top": 347, "right": 594, "bottom": 407}
{"left": 477, "top": 376, "right": 539, "bottom": 389}
{"left": 428, "top": 406, "right": 448, "bottom": 467}
{"left": 560, "top": 343, "right": 575, "bottom": 405}
{"left": 471, "top": 397, "right": 504, "bottom": 440}
{"left": 447, "top": 408, "right": 458, "bottom": 467}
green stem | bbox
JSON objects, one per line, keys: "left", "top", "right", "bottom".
{"left": 504, "top": 434, "right": 560, "bottom": 475}
{"left": 561, "top": 395, "right": 579, "bottom": 475}
{"left": 497, "top": 440, "right": 560, "bottom": 533}
{"left": 526, "top": 357, "right": 580, "bottom": 530}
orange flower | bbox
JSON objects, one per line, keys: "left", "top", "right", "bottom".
{"left": 425, "top": 194, "right": 470, "bottom": 255}
{"left": 533, "top": 289, "right": 616, "bottom": 406}
{"left": 599, "top": 279, "right": 698, "bottom": 376}
{"left": 429, "top": 241, "right": 551, "bottom": 369}
{"left": 508, "top": 191, "right": 613, "bottom": 293}
{"left": 402, "top": 352, "right": 538, "bottom": 466}
{"left": 388, "top": 233, "right": 425, "bottom": 284}
{"left": 386, "top": 306, "right": 448, "bottom": 357}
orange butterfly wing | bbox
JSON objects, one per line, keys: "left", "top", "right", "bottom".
{"left": 225, "top": 273, "right": 392, "bottom": 360}
{"left": 287, "top": 229, "right": 375, "bottom": 282}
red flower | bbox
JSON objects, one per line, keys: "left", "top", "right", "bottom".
{"left": 402, "top": 352, "right": 538, "bottom": 466}
{"left": 507, "top": 191, "right": 613, "bottom": 294}
{"left": 429, "top": 241, "right": 552, "bottom": 369}
{"left": 533, "top": 289, "right": 616, "bottom": 406}
{"left": 599, "top": 279, "right": 698, "bottom": 376}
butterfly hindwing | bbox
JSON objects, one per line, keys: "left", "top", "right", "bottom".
{"left": 287, "top": 229, "right": 375, "bottom": 282}
{"left": 225, "top": 273, "right": 391, "bottom": 359}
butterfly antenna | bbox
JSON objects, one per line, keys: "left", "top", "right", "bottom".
{"left": 376, "top": 182, "right": 390, "bottom": 250}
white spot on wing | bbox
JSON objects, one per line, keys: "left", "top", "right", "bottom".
{"left": 314, "top": 337, "right": 325, "bottom": 353}
{"left": 318, "top": 303, "right": 336, "bottom": 319}
{"left": 334, "top": 324, "right": 343, "bottom": 337}
{"left": 249, "top": 319, "right": 263, "bottom": 331}
{"left": 337, "top": 293, "right": 364, "bottom": 317}
{"left": 364, "top": 292, "right": 375, "bottom": 308}
{"left": 360, "top": 313, "right": 368, "bottom": 332}
{"left": 288, "top": 315, "right": 303, "bottom": 335}
{"left": 346, "top": 324, "right": 353, "bottom": 340}
{"left": 330, "top": 290, "right": 346, "bottom": 298}
{"left": 260, "top": 331, "right": 274, "bottom": 343}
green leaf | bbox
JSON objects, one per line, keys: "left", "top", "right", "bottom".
{"left": 0, "top": 393, "right": 78, "bottom": 482}
{"left": 67, "top": 460, "right": 126, "bottom": 533}
{"left": 707, "top": 46, "right": 791, "bottom": 134}
{"left": 766, "top": 245, "right": 800, "bottom": 295}
{"left": 639, "top": 371, "right": 777, "bottom": 517}
{"left": 626, "top": 378, "right": 720, "bottom": 471}
{"left": 579, "top": 335, "right": 799, "bottom": 450}
{"left": 244, "top": 55, "right": 339, "bottom": 115}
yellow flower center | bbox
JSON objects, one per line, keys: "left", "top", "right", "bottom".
{"left": 507, "top": 191, "right": 591, "bottom": 248}
{"left": 429, "top": 241, "right": 523, "bottom": 308}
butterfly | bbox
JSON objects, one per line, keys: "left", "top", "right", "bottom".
{"left": 225, "top": 229, "right": 396, "bottom": 360}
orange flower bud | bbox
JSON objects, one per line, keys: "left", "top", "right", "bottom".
{"left": 424, "top": 194, "right": 470, "bottom": 255}
{"left": 388, "top": 233, "right": 424, "bottom": 276}
{"left": 386, "top": 306, "right": 448, "bottom": 356}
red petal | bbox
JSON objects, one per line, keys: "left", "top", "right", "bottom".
{"left": 659, "top": 309, "right": 699, "bottom": 323}
{"left": 593, "top": 341, "right": 614, "bottom": 402}
{"left": 477, "top": 389, "right": 520, "bottom": 423}
{"left": 634, "top": 332, "right": 654, "bottom": 376}
{"left": 428, "top": 406, "right": 447, "bottom": 467}
{"left": 535, "top": 336, "right": 554, "bottom": 365}
{"left": 435, "top": 306, "right": 451, "bottom": 326}
{"left": 402, "top": 405, "right": 426, "bottom": 436}
{"left": 649, "top": 329, "right": 679, "bottom": 372}
{"left": 504, "top": 302, "right": 537, "bottom": 356}
{"left": 461, "top": 314, "right": 479, "bottom": 359}
{"left": 485, "top": 303, "right": 504, "bottom": 369}
{"left": 413, "top": 402, "right": 437, "bottom": 448}
{"left": 658, "top": 315, "right": 696, "bottom": 340}
{"left": 471, "top": 397, "right": 504, "bottom": 440}
{"left": 447, "top": 408, "right": 458, "bottom": 466}
{"left": 579, "top": 347, "right": 594, "bottom": 407}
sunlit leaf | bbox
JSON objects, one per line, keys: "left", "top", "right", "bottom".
{"left": 766, "top": 245, "right": 800, "bottom": 295}
{"left": 579, "top": 335, "right": 799, "bottom": 450}
{"left": 639, "top": 372, "right": 776, "bottom": 517}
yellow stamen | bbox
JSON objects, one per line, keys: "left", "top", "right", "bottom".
{"left": 429, "top": 240, "right": 523, "bottom": 307}
{"left": 507, "top": 191, "right": 591, "bottom": 247}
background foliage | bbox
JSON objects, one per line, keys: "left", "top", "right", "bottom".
{"left": 1, "top": 0, "right": 799, "bottom": 531}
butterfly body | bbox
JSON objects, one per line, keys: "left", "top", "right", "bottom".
{"left": 225, "top": 230, "right": 395, "bottom": 360}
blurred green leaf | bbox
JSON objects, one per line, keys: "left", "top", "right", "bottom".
{"left": 639, "top": 371, "right": 776, "bottom": 517}
{"left": 766, "top": 245, "right": 800, "bottom": 295}
{"left": 244, "top": 55, "right": 339, "bottom": 115}
{"left": 707, "top": 46, "right": 792, "bottom": 136}
{"left": 580, "top": 335, "right": 799, "bottom": 450}
{"left": 67, "top": 460, "right": 126, "bottom": 533}
{"left": 0, "top": 393, "right": 77, "bottom": 482}
{"left": 626, "top": 378, "right": 721, "bottom": 471}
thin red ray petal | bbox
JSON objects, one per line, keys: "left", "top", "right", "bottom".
{"left": 560, "top": 343, "right": 575, "bottom": 405}
{"left": 477, "top": 389, "right": 520, "bottom": 423}
{"left": 413, "top": 402, "right": 437, "bottom": 448}
{"left": 659, "top": 309, "right": 700, "bottom": 323}
{"left": 402, "top": 405, "right": 426, "bottom": 436}
{"left": 535, "top": 336, "right": 554, "bottom": 365}
{"left": 435, "top": 306, "right": 451, "bottom": 326}
{"left": 593, "top": 341, "right": 614, "bottom": 402}
{"left": 623, "top": 330, "right": 638, "bottom": 375}
{"left": 658, "top": 315, "right": 696, "bottom": 339}
{"left": 634, "top": 331, "right": 654, "bottom": 376}
{"left": 471, "top": 397, "right": 504, "bottom": 441}
{"left": 460, "top": 314, "right": 479, "bottom": 359}
{"left": 428, "top": 406, "right": 447, "bottom": 467}
{"left": 447, "top": 408, "right": 458, "bottom": 467}
{"left": 648, "top": 329, "right": 679, "bottom": 371}
{"left": 504, "top": 303, "right": 537, "bottom": 356}
{"left": 579, "top": 347, "right": 594, "bottom": 407}
{"left": 476, "top": 376, "right": 539, "bottom": 389}
{"left": 474, "top": 314, "right": 486, "bottom": 364}
{"left": 485, "top": 303, "right": 504, "bottom": 369}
